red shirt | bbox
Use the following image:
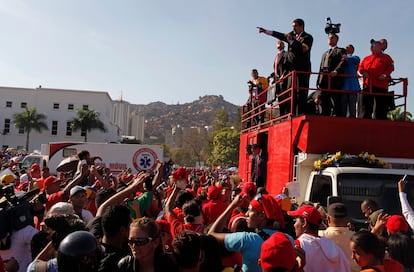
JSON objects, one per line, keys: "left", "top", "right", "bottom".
{"left": 358, "top": 52, "right": 394, "bottom": 89}
{"left": 166, "top": 212, "right": 204, "bottom": 237}
{"left": 202, "top": 199, "right": 227, "bottom": 225}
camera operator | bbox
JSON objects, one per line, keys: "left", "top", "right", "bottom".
{"left": 247, "top": 69, "right": 268, "bottom": 126}
{"left": 0, "top": 185, "right": 38, "bottom": 272}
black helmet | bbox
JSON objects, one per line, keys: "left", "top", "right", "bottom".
{"left": 58, "top": 231, "right": 100, "bottom": 272}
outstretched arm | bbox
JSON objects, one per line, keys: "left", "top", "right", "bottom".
{"left": 208, "top": 194, "right": 246, "bottom": 244}
{"left": 398, "top": 178, "right": 414, "bottom": 231}
{"left": 96, "top": 172, "right": 149, "bottom": 216}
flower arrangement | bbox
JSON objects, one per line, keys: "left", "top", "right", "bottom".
{"left": 313, "top": 151, "right": 391, "bottom": 171}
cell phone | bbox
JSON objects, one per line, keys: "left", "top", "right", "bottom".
{"left": 81, "top": 159, "right": 87, "bottom": 165}
{"left": 402, "top": 174, "right": 407, "bottom": 181}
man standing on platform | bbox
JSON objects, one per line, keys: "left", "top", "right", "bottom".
{"left": 258, "top": 18, "right": 313, "bottom": 115}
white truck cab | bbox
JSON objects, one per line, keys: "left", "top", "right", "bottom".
{"left": 304, "top": 167, "right": 414, "bottom": 228}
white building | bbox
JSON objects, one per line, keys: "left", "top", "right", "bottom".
{"left": 0, "top": 86, "right": 141, "bottom": 152}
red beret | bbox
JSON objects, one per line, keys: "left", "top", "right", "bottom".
{"left": 250, "top": 194, "right": 285, "bottom": 228}
{"left": 207, "top": 186, "right": 221, "bottom": 200}
{"left": 172, "top": 167, "right": 188, "bottom": 181}
{"left": 260, "top": 232, "right": 296, "bottom": 271}
{"left": 386, "top": 215, "right": 409, "bottom": 234}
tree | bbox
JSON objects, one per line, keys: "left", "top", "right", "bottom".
{"left": 208, "top": 127, "right": 240, "bottom": 167}
{"left": 212, "top": 108, "right": 228, "bottom": 131}
{"left": 69, "top": 109, "right": 106, "bottom": 142}
{"left": 13, "top": 107, "right": 48, "bottom": 151}
{"left": 387, "top": 107, "right": 412, "bottom": 121}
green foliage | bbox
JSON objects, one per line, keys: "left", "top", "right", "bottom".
{"left": 387, "top": 107, "right": 412, "bottom": 121}
{"left": 208, "top": 127, "right": 240, "bottom": 167}
{"left": 212, "top": 108, "right": 229, "bottom": 131}
{"left": 69, "top": 109, "right": 106, "bottom": 142}
{"left": 12, "top": 106, "right": 48, "bottom": 151}
{"left": 170, "top": 147, "right": 195, "bottom": 167}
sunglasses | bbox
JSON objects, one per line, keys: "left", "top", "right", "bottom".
{"left": 128, "top": 237, "right": 154, "bottom": 247}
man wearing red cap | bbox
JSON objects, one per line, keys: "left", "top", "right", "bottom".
{"left": 44, "top": 163, "right": 89, "bottom": 211}
{"left": 358, "top": 39, "right": 394, "bottom": 120}
{"left": 209, "top": 193, "right": 290, "bottom": 272}
{"left": 288, "top": 205, "right": 350, "bottom": 272}
{"left": 202, "top": 185, "right": 227, "bottom": 225}
{"left": 259, "top": 232, "right": 297, "bottom": 272}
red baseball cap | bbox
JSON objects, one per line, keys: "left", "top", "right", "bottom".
{"left": 386, "top": 215, "right": 409, "bottom": 234}
{"left": 44, "top": 176, "right": 59, "bottom": 188}
{"left": 260, "top": 232, "right": 296, "bottom": 271}
{"left": 287, "top": 205, "right": 322, "bottom": 226}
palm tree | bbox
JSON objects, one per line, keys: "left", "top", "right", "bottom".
{"left": 70, "top": 109, "right": 106, "bottom": 142}
{"left": 387, "top": 107, "right": 412, "bottom": 121}
{"left": 12, "top": 107, "right": 48, "bottom": 151}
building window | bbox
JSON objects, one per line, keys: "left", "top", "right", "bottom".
{"left": 53, "top": 103, "right": 60, "bottom": 109}
{"left": 81, "top": 128, "right": 86, "bottom": 137}
{"left": 3, "top": 119, "right": 10, "bottom": 134}
{"left": 6, "top": 101, "right": 12, "bottom": 108}
{"left": 18, "top": 127, "right": 24, "bottom": 134}
{"left": 66, "top": 122, "right": 72, "bottom": 136}
{"left": 82, "top": 105, "right": 89, "bottom": 110}
{"left": 51, "top": 121, "right": 58, "bottom": 135}
{"left": 68, "top": 104, "right": 74, "bottom": 110}
{"left": 21, "top": 102, "right": 27, "bottom": 108}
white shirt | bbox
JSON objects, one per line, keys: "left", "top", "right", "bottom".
{"left": 0, "top": 225, "right": 38, "bottom": 272}
{"left": 399, "top": 192, "right": 414, "bottom": 231}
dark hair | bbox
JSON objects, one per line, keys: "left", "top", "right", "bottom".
{"left": 182, "top": 200, "right": 201, "bottom": 223}
{"left": 351, "top": 230, "right": 385, "bottom": 260}
{"left": 175, "top": 190, "right": 195, "bottom": 209}
{"left": 387, "top": 232, "right": 414, "bottom": 269}
{"left": 361, "top": 199, "right": 379, "bottom": 211}
{"left": 31, "top": 231, "right": 50, "bottom": 259}
{"left": 199, "top": 234, "right": 222, "bottom": 272}
{"left": 95, "top": 188, "right": 116, "bottom": 208}
{"left": 44, "top": 214, "right": 87, "bottom": 250}
{"left": 102, "top": 205, "right": 131, "bottom": 238}
{"left": 77, "top": 150, "right": 90, "bottom": 160}
{"left": 173, "top": 230, "right": 201, "bottom": 269}
{"left": 293, "top": 18, "right": 305, "bottom": 27}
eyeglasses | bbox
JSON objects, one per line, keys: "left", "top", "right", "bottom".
{"left": 128, "top": 237, "right": 154, "bottom": 247}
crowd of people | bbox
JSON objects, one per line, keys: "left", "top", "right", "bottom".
{"left": 0, "top": 147, "right": 413, "bottom": 272}
{"left": 245, "top": 18, "right": 395, "bottom": 126}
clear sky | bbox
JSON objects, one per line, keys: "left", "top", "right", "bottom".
{"left": 0, "top": 1, "right": 413, "bottom": 113}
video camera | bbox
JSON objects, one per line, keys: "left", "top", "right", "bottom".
{"left": 325, "top": 17, "right": 341, "bottom": 34}
{"left": 0, "top": 184, "right": 45, "bottom": 250}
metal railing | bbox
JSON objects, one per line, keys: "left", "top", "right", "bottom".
{"left": 241, "top": 71, "right": 408, "bottom": 133}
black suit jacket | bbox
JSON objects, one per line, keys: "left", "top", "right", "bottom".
{"left": 271, "top": 31, "right": 313, "bottom": 72}
{"left": 317, "top": 47, "right": 346, "bottom": 90}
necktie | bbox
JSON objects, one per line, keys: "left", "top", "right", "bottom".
{"left": 295, "top": 34, "right": 300, "bottom": 40}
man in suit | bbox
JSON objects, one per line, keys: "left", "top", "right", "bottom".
{"left": 258, "top": 18, "right": 313, "bottom": 115}
{"left": 251, "top": 144, "right": 267, "bottom": 188}
{"left": 317, "top": 33, "right": 346, "bottom": 116}
{"left": 272, "top": 41, "right": 295, "bottom": 116}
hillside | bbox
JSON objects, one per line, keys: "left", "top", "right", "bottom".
{"left": 131, "top": 95, "right": 240, "bottom": 143}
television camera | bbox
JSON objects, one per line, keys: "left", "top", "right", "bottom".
{"left": 325, "top": 17, "right": 341, "bottom": 34}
